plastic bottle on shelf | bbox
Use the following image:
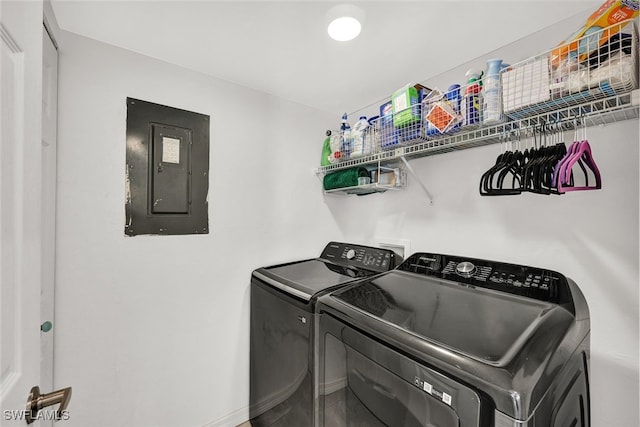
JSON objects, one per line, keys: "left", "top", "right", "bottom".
{"left": 461, "top": 69, "right": 483, "bottom": 128}
{"left": 350, "top": 116, "right": 368, "bottom": 158}
{"left": 482, "top": 59, "right": 504, "bottom": 125}
{"left": 339, "top": 113, "right": 352, "bottom": 158}
{"left": 321, "top": 130, "right": 332, "bottom": 166}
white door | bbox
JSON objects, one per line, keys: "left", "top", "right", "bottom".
{"left": 1, "top": 2, "right": 68, "bottom": 424}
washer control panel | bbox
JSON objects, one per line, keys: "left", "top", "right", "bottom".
{"left": 320, "top": 242, "right": 399, "bottom": 273}
{"left": 400, "top": 252, "right": 571, "bottom": 304}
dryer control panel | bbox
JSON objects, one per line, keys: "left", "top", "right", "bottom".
{"left": 399, "top": 252, "right": 572, "bottom": 305}
{"left": 320, "top": 242, "right": 400, "bottom": 273}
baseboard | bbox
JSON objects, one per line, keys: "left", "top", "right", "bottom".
{"left": 202, "top": 405, "right": 249, "bottom": 427}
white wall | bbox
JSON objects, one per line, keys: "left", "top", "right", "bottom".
{"left": 55, "top": 31, "right": 341, "bottom": 427}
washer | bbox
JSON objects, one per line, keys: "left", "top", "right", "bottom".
{"left": 317, "top": 252, "right": 590, "bottom": 427}
{"left": 250, "top": 242, "right": 400, "bottom": 426}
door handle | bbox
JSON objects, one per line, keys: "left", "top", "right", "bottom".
{"left": 26, "top": 385, "right": 72, "bottom": 424}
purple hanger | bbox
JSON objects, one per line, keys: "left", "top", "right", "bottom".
{"left": 558, "top": 140, "right": 602, "bottom": 192}
{"left": 552, "top": 140, "right": 579, "bottom": 188}
{"left": 557, "top": 140, "right": 582, "bottom": 190}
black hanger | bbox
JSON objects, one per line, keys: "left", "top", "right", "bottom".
{"left": 541, "top": 123, "right": 569, "bottom": 195}
{"left": 480, "top": 131, "right": 524, "bottom": 196}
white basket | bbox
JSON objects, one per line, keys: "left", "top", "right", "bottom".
{"left": 502, "top": 19, "right": 638, "bottom": 120}
{"left": 372, "top": 103, "right": 424, "bottom": 150}
{"left": 326, "top": 123, "right": 382, "bottom": 163}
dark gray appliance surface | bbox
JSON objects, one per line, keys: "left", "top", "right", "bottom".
{"left": 252, "top": 241, "right": 397, "bottom": 302}
{"left": 319, "top": 311, "right": 482, "bottom": 427}
{"left": 330, "top": 269, "right": 571, "bottom": 366}
{"left": 249, "top": 242, "right": 399, "bottom": 427}
{"left": 317, "top": 252, "right": 591, "bottom": 427}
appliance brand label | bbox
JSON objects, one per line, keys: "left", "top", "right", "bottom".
{"left": 442, "top": 392, "right": 452, "bottom": 405}
{"left": 415, "top": 376, "right": 453, "bottom": 406}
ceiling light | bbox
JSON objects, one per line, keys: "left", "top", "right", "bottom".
{"left": 325, "top": 4, "right": 364, "bottom": 42}
{"left": 327, "top": 16, "right": 361, "bottom": 41}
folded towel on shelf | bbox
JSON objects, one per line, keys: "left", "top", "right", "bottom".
{"left": 323, "top": 167, "right": 370, "bottom": 191}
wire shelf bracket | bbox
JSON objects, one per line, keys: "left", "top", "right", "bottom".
{"left": 400, "top": 156, "right": 433, "bottom": 205}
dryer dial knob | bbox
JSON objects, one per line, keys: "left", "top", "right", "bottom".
{"left": 456, "top": 261, "right": 476, "bottom": 278}
{"left": 346, "top": 249, "right": 356, "bottom": 260}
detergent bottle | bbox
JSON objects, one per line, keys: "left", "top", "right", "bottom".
{"left": 461, "top": 69, "right": 483, "bottom": 128}
{"left": 350, "top": 116, "right": 368, "bottom": 158}
{"left": 321, "top": 130, "right": 332, "bottom": 166}
{"left": 482, "top": 59, "right": 504, "bottom": 125}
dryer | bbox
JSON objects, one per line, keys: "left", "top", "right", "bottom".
{"left": 250, "top": 242, "right": 400, "bottom": 426}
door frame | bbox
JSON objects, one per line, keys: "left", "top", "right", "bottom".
{"left": 0, "top": 0, "right": 46, "bottom": 423}
{"left": 40, "top": 2, "right": 60, "bottom": 405}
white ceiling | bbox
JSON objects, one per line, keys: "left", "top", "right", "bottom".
{"left": 50, "top": 1, "right": 600, "bottom": 114}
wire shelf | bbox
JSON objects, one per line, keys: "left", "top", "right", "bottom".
{"left": 503, "top": 20, "right": 638, "bottom": 120}
{"left": 323, "top": 182, "right": 404, "bottom": 196}
{"left": 316, "top": 91, "right": 639, "bottom": 174}
{"left": 316, "top": 19, "right": 639, "bottom": 180}
{"left": 321, "top": 163, "right": 407, "bottom": 195}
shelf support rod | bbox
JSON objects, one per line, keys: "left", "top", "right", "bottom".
{"left": 400, "top": 156, "right": 433, "bottom": 205}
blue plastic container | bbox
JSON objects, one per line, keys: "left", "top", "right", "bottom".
{"left": 379, "top": 101, "right": 399, "bottom": 149}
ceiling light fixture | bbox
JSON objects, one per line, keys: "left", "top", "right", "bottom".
{"left": 327, "top": 16, "right": 361, "bottom": 41}
{"left": 326, "top": 4, "right": 364, "bottom": 42}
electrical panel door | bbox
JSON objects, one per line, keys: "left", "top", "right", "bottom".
{"left": 125, "top": 98, "right": 209, "bottom": 236}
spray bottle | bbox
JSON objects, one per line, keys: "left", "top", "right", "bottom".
{"left": 350, "top": 116, "right": 368, "bottom": 158}
{"left": 339, "top": 113, "right": 352, "bottom": 158}
{"left": 461, "top": 69, "right": 483, "bottom": 128}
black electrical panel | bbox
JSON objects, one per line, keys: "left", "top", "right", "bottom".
{"left": 125, "top": 98, "right": 209, "bottom": 236}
